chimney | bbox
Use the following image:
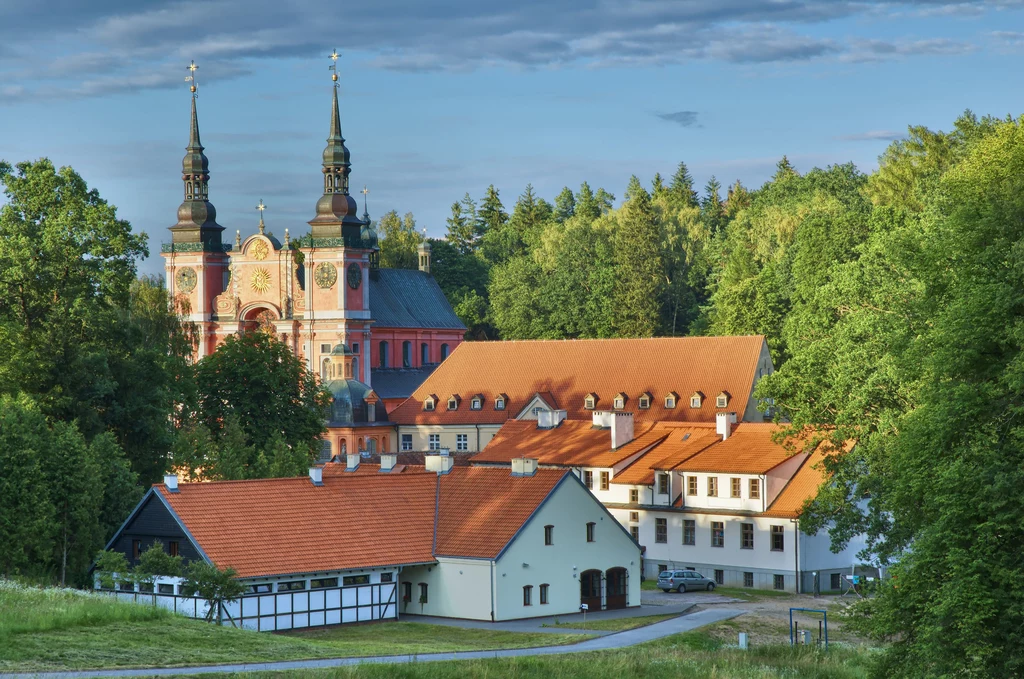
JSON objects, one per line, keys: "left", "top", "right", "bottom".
{"left": 716, "top": 412, "right": 732, "bottom": 441}
{"left": 308, "top": 467, "right": 323, "bottom": 486}
{"left": 426, "top": 454, "right": 454, "bottom": 475}
{"left": 380, "top": 453, "right": 397, "bottom": 472}
{"left": 610, "top": 412, "right": 634, "bottom": 450}
{"left": 511, "top": 457, "right": 539, "bottom": 477}
{"left": 537, "top": 409, "right": 565, "bottom": 429}
{"left": 346, "top": 453, "right": 360, "bottom": 471}
{"left": 164, "top": 474, "right": 179, "bottom": 493}
{"left": 592, "top": 410, "right": 612, "bottom": 428}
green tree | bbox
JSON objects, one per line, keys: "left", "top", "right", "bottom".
{"left": 476, "top": 184, "right": 508, "bottom": 239}
{"left": 93, "top": 550, "right": 131, "bottom": 590}
{"left": 445, "top": 194, "right": 479, "bottom": 254}
{"left": 134, "top": 541, "right": 184, "bottom": 588}
{"left": 575, "top": 182, "right": 601, "bottom": 222}
{"left": 429, "top": 239, "right": 493, "bottom": 339}
{"left": 554, "top": 186, "right": 576, "bottom": 223}
{"left": 700, "top": 175, "right": 726, "bottom": 235}
{"left": 612, "top": 176, "right": 662, "bottom": 337}
{"left": 669, "top": 162, "right": 699, "bottom": 208}
{"left": 180, "top": 562, "right": 246, "bottom": 623}
{"left": 377, "top": 210, "right": 422, "bottom": 269}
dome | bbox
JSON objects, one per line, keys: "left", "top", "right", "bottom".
{"left": 324, "top": 378, "right": 375, "bottom": 425}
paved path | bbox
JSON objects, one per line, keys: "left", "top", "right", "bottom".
{"left": 0, "top": 608, "right": 746, "bottom": 679}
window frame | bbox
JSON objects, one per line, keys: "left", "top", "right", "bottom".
{"left": 380, "top": 573, "right": 394, "bottom": 583}
{"left": 447, "top": 396, "right": 459, "bottom": 411}
{"left": 494, "top": 397, "right": 506, "bottom": 410}
{"left": 740, "top": 522, "right": 754, "bottom": 550}
{"left": 682, "top": 519, "right": 695, "bottom": 546}
{"left": 544, "top": 524, "right": 554, "bottom": 546}
{"left": 584, "top": 470, "right": 593, "bottom": 489}
{"left": 599, "top": 471, "right": 610, "bottom": 491}
{"left": 773, "top": 574, "right": 785, "bottom": 591}
{"left": 629, "top": 488, "right": 639, "bottom": 504}
{"left": 540, "top": 583, "right": 549, "bottom": 605}
{"left": 630, "top": 526, "right": 640, "bottom": 541}
{"left": 707, "top": 476, "right": 718, "bottom": 497}
{"left": 749, "top": 478, "right": 760, "bottom": 499}
{"left": 744, "top": 572, "right": 754, "bottom": 588}
{"left": 638, "top": 394, "right": 651, "bottom": 409}
{"left": 523, "top": 585, "right": 533, "bottom": 606}
{"left": 424, "top": 398, "right": 436, "bottom": 411}
{"left": 771, "top": 525, "right": 785, "bottom": 552}
{"left": 687, "top": 476, "right": 697, "bottom": 496}
{"left": 714, "top": 569, "right": 724, "bottom": 585}
{"left": 664, "top": 394, "right": 676, "bottom": 409}
{"left": 278, "top": 580, "right": 306, "bottom": 592}
{"left": 584, "top": 395, "right": 596, "bottom": 410}
{"left": 586, "top": 522, "right": 596, "bottom": 543}
{"left": 731, "top": 477, "right": 742, "bottom": 498}
{"left": 655, "top": 518, "right": 668, "bottom": 544}
{"left": 629, "top": 511, "right": 639, "bottom": 522}
{"left": 401, "top": 434, "right": 413, "bottom": 451}
{"left": 471, "top": 397, "right": 482, "bottom": 410}
{"left": 341, "top": 575, "right": 369, "bottom": 586}
{"left": 168, "top": 541, "right": 179, "bottom": 557}
{"left": 711, "top": 521, "right": 724, "bottom": 548}
{"left": 456, "top": 433, "right": 469, "bottom": 452}
{"left": 419, "top": 582, "right": 429, "bottom": 603}
{"left": 657, "top": 473, "right": 670, "bottom": 495}
{"left": 311, "top": 577, "right": 340, "bottom": 589}
{"left": 428, "top": 434, "right": 441, "bottom": 451}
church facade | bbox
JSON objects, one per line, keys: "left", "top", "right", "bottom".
{"left": 161, "top": 71, "right": 465, "bottom": 456}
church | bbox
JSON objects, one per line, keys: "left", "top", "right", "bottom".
{"left": 161, "top": 62, "right": 466, "bottom": 457}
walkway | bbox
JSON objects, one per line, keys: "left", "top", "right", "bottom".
{"left": 0, "top": 608, "right": 746, "bottom": 679}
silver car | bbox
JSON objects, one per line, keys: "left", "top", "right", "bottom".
{"left": 657, "top": 569, "right": 716, "bottom": 593}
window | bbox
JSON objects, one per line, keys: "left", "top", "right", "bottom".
{"left": 440, "top": 343, "right": 450, "bottom": 360}
{"left": 584, "top": 394, "right": 596, "bottom": 409}
{"left": 495, "top": 396, "right": 506, "bottom": 410}
{"left": 741, "top": 523, "right": 754, "bottom": 549}
{"left": 119, "top": 581, "right": 134, "bottom": 592}
{"left": 716, "top": 392, "right": 730, "bottom": 408}
{"left": 731, "top": 477, "right": 742, "bottom": 498}
{"left": 471, "top": 397, "right": 482, "bottom": 410}
{"left": 311, "top": 577, "right": 339, "bottom": 589}
{"left": 707, "top": 477, "right": 718, "bottom": 497}
{"left": 830, "top": 573, "right": 841, "bottom": 590}
{"left": 683, "top": 519, "right": 695, "bottom": 545}
{"left": 600, "top": 471, "right": 610, "bottom": 491}
{"left": 658, "top": 473, "right": 669, "bottom": 495}
{"left": 690, "top": 392, "right": 703, "bottom": 408}
{"left": 139, "top": 582, "right": 154, "bottom": 593}
{"left": 744, "top": 572, "right": 754, "bottom": 588}
{"left": 456, "top": 434, "right": 468, "bottom": 451}
{"left": 687, "top": 476, "right": 697, "bottom": 496}
{"left": 421, "top": 343, "right": 429, "bottom": 365}
{"left": 342, "top": 575, "right": 369, "bottom": 586}
{"left": 749, "top": 478, "right": 760, "bottom": 499}
{"left": 630, "top": 488, "right": 639, "bottom": 504}
{"left": 447, "top": 396, "right": 459, "bottom": 410}
{"left": 402, "top": 582, "right": 412, "bottom": 602}
{"left": 381, "top": 572, "right": 394, "bottom": 583}
{"left": 419, "top": 583, "right": 428, "bottom": 603}
{"left": 132, "top": 539, "right": 141, "bottom": 560}
{"left": 424, "top": 397, "right": 435, "bottom": 411}
{"left": 523, "top": 585, "right": 533, "bottom": 606}
{"left": 584, "top": 471, "right": 594, "bottom": 489}
{"left": 711, "top": 521, "right": 724, "bottom": 547}
{"left": 379, "top": 341, "right": 389, "bottom": 368}
{"left": 428, "top": 434, "right": 440, "bottom": 451}
{"left": 351, "top": 342, "right": 359, "bottom": 354}
{"left": 278, "top": 580, "right": 306, "bottom": 591}
{"left": 586, "top": 522, "right": 596, "bottom": 542}
{"left": 773, "top": 574, "right": 785, "bottom": 591}
{"left": 630, "top": 526, "right": 640, "bottom": 541}
{"left": 714, "top": 569, "right": 724, "bottom": 585}
{"left": 664, "top": 393, "right": 677, "bottom": 408}
{"left": 158, "top": 583, "right": 175, "bottom": 594}
{"left": 540, "top": 584, "right": 549, "bottom": 605}
{"left": 655, "top": 518, "right": 667, "bottom": 543}
{"left": 771, "top": 525, "right": 785, "bottom": 552}
{"left": 401, "top": 434, "right": 413, "bottom": 451}
{"left": 629, "top": 511, "right": 639, "bottom": 522}
{"left": 658, "top": 564, "right": 668, "bottom": 574}
{"left": 402, "top": 341, "right": 412, "bottom": 368}
{"left": 169, "top": 541, "right": 179, "bottom": 557}
{"left": 544, "top": 525, "right": 554, "bottom": 546}
{"left": 638, "top": 394, "right": 651, "bottom": 409}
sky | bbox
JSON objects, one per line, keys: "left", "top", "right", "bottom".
{"left": 1, "top": 1, "right": 1022, "bottom": 277}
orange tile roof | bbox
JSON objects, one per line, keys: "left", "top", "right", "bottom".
{"left": 762, "top": 450, "right": 827, "bottom": 518}
{"left": 672, "top": 423, "right": 811, "bottom": 474}
{"left": 611, "top": 424, "right": 719, "bottom": 485}
{"left": 389, "top": 336, "right": 768, "bottom": 426}
{"left": 152, "top": 466, "right": 572, "bottom": 578}
{"left": 435, "top": 468, "right": 568, "bottom": 558}
{"left": 471, "top": 420, "right": 668, "bottom": 468}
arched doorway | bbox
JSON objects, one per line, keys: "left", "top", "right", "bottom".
{"left": 580, "top": 569, "right": 602, "bottom": 611}
{"left": 241, "top": 306, "right": 278, "bottom": 334}
{"left": 605, "top": 567, "right": 627, "bottom": 609}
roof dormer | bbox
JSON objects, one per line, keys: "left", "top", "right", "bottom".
{"left": 495, "top": 393, "right": 509, "bottom": 411}
{"left": 690, "top": 391, "right": 704, "bottom": 408}
{"left": 423, "top": 394, "right": 438, "bottom": 411}
{"left": 664, "top": 391, "right": 679, "bottom": 409}
{"left": 613, "top": 392, "right": 628, "bottom": 410}
{"left": 715, "top": 391, "right": 731, "bottom": 408}
{"left": 638, "top": 392, "right": 652, "bottom": 410}
{"left": 447, "top": 394, "right": 461, "bottom": 411}
{"left": 584, "top": 393, "right": 598, "bottom": 410}
{"left": 470, "top": 393, "right": 484, "bottom": 410}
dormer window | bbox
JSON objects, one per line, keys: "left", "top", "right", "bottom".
{"left": 664, "top": 392, "right": 679, "bottom": 409}
{"left": 638, "top": 392, "right": 652, "bottom": 410}
{"left": 424, "top": 395, "right": 437, "bottom": 411}
{"left": 584, "top": 393, "right": 598, "bottom": 410}
{"left": 495, "top": 394, "right": 507, "bottom": 411}
{"left": 470, "top": 394, "right": 483, "bottom": 410}
{"left": 613, "top": 393, "right": 627, "bottom": 410}
{"left": 716, "top": 391, "right": 730, "bottom": 408}
{"left": 447, "top": 395, "right": 461, "bottom": 411}
{"left": 690, "top": 391, "right": 704, "bottom": 409}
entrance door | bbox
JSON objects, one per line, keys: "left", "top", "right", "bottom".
{"left": 606, "top": 567, "right": 627, "bottom": 609}
{"left": 580, "top": 569, "right": 602, "bottom": 611}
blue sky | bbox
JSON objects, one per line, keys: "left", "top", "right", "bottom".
{"left": 1, "top": 1, "right": 1022, "bottom": 276}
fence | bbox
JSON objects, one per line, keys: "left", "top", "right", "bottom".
{"left": 107, "top": 582, "right": 398, "bottom": 632}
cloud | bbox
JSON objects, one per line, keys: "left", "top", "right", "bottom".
{"left": 842, "top": 38, "right": 977, "bottom": 62}
{"left": 837, "top": 130, "right": 905, "bottom": 142}
{"left": 656, "top": 111, "right": 702, "bottom": 128}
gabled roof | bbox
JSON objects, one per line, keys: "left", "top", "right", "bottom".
{"left": 763, "top": 440, "right": 852, "bottom": 518}
{"left": 672, "top": 423, "right": 810, "bottom": 474}
{"left": 389, "top": 336, "right": 768, "bottom": 426}
{"left": 370, "top": 366, "right": 438, "bottom": 400}
{"left": 611, "top": 423, "right": 719, "bottom": 485}
{"left": 369, "top": 268, "right": 466, "bottom": 330}
{"left": 472, "top": 420, "right": 669, "bottom": 469}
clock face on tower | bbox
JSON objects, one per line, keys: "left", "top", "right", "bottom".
{"left": 314, "top": 262, "right": 337, "bottom": 289}
{"left": 175, "top": 267, "right": 197, "bottom": 293}
{"left": 347, "top": 263, "right": 361, "bottom": 290}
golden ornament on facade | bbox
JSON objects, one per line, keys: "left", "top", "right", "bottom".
{"left": 250, "top": 267, "right": 272, "bottom": 294}
{"left": 314, "top": 261, "right": 338, "bottom": 288}
{"left": 251, "top": 240, "right": 269, "bottom": 261}
{"left": 175, "top": 266, "right": 197, "bottom": 293}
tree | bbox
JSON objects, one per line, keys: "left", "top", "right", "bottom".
{"left": 575, "top": 182, "right": 601, "bottom": 222}
{"left": 445, "top": 194, "right": 479, "bottom": 254}
{"left": 134, "top": 541, "right": 183, "bottom": 590}
{"left": 377, "top": 210, "right": 422, "bottom": 269}
{"left": 191, "top": 331, "right": 329, "bottom": 479}
{"left": 428, "top": 239, "right": 493, "bottom": 339}
{"left": 669, "top": 162, "right": 699, "bottom": 208}
{"left": 554, "top": 186, "right": 576, "bottom": 223}
{"left": 180, "top": 561, "right": 246, "bottom": 623}
{"left": 476, "top": 185, "right": 508, "bottom": 238}
{"left": 612, "top": 176, "right": 662, "bottom": 337}
{"left": 700, "top": 175, "right": 725, "bottom": 235}
{"left": 94, "top": 549, "right": 131, "bottom": 590}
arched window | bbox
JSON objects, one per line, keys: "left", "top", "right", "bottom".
{"left": 379, "top": 341, "right": 389, "bottom": 368}
{"left": 440, "top": 343, "right": 450, "bottom": 360}
{"left": 340, "top": 440, "right": 347, "bottom": 455}
{"left": 186, "top": 181, "right": 193, "bottom": 198}
{"left": 352, "top": 356, "right": 359, "bottom": 380}
{"left": 368, "top": 438, "right": 377, "bottom": 454}
{"left": 327, "top": 174, "right": 334, "bottom": 189}
{"left": 402, "top": 341, "right": 412, "bottom": 368}
{"left": 421, "top": 343, "right": 429, "bottom": 365}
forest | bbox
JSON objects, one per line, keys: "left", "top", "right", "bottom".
{"left": 2, "top": 109, "right": 1024, "bottom": 677}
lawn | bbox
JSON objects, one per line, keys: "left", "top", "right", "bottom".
{"left": 542, "top": 613, "right": 680, "bottom": 632}
{"left": 214, "top": 625, "right": 876, "bottom": 679}
{"left": 0, "top": 581, "right": 586, "bottom": 672}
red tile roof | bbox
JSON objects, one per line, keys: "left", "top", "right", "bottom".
{"left": 762, "top": 450, "right": 827, "bottom": 518}
{"left": 153, "top": 466, "right": 572, "bottom": 578}
{"left": 671, "top": 423, "right": 811, "bottom": 474}
{"left": 611, "top": 424, "right": 719, "bottom": 485}
{"left": 389, "top": 336, "right": 768, "bottom": 426}
{"left": 471, "top": 420, "right": 668, "bottom": 468}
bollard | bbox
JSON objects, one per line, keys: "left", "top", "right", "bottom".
{"left": 738, "top": 632, "right": 749, "bottom": 650}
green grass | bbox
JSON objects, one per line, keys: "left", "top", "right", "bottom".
{"left": 0, "top": 581, "right": 587, "bottom": 672}
{"left": 216, "top": 626, "right": 876, "bottom": 679}
{"left": 712, "top": 586, "right": 796, "bottom": 601}
{"left": 542, "top": 613, "right": 680, "bottom": 632}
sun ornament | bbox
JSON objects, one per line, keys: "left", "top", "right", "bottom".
{"left": 250, "top": 268, "right": 272, "bottom": 294}
{"left": 315, "top": 261, "right": 338, "bottom": 289}
{"left": 251, "top": 240, "right": 269, "bottom": 261}
{"left": 175, "top": 267, "right": 197, "bottom": 293}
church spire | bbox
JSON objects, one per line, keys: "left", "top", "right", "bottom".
{"left": 309, "top": 50, "right": 362, "bottom": 239}
{"left": 170, "top": 61, "right": 223, "bottom": 249}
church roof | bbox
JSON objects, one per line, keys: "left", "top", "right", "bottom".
{"left": 370, "top": 366, "right": 439, "bottom": 400}
{"left": 369, "top": 269, "right": 466, "bottom": 330}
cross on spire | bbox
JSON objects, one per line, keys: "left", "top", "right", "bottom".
{"left": 361, "top": 185, "right": 369, "bottom": 214}
{"left": 186, "top": 60, "right": 198, "bottom": 95}
{"left": 256, "top": 198, "right": 267, "bottom": 234}
{"left": 329, "top": 49, "right": 340, "bottom": 84}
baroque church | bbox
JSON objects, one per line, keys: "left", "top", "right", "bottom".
{"left": 161, "top": 64, "right": 466, "bottom": 456}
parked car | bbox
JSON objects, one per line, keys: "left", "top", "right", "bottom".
{"left": 657, "top": 569, "right": 716, "bottom": 593}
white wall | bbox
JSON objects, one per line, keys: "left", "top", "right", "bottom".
{"left": 400, "top": 558, "right": 492, "bottom": 620}
{"left": 495, "top": 477, "right": 641, "bottom": 620}
{"left": 677, "top": 471, "right": 773, "bottom": 512}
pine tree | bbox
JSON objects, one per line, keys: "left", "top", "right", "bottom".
{"left": 669, "top": 162, "right": 699, "bottom": 208}
{"left": 724, "top": 179, "right": 752, "bottom": 218}
{"left": 595, "top": 188, "right": 616, "bottom": 214}
{"left": 701, "top": 175, "right": 726, "bottom": 235}
{"left": 575, "top": 182, "right": 600, "bottom": 222}
{"left": 612, "top": 176, "right": 662, "bottom": 337}
{"left": 651, "top": 172, "right": 666, "bottom": 199}
{"left": 476, "top": 184, "right": 508, "bottom": 237}
{"left": 445, "top": 197, "right": 475, "bottom": 254}
{"left": 554, "top": 186, "right": 576, "bottom": 223}
{"left": 774, "top": 155, "right": 798, "bottom": 181}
